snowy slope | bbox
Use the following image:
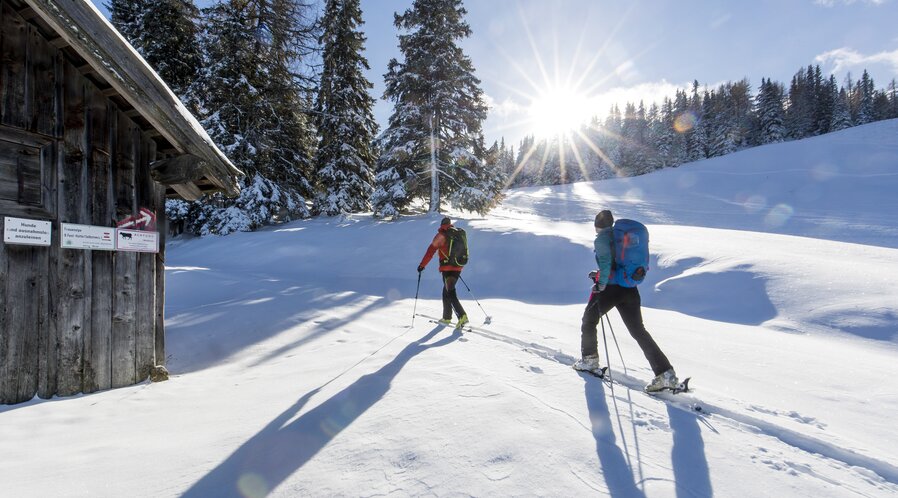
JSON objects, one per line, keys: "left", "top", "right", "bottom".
{"left": 2, "top": 120, "right": 898, "bottom": 497}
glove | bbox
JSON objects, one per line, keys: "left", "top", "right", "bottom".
{"left": 587, "top": 270, "right": 598, "bottom": 282}
{"left": 592, "top": 282, "right": 606, "bottom": 293}
{"left": 417, "top": 265, "right": 425, "bottom": 273}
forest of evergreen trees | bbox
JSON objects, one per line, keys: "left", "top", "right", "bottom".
{"left": 498, "top": 67, "right": 898, "bottom": 187}
{"left": 111, "top": 0, "right": 501, "bottom": 235}
{"left": 109, "top": 1, "right": 898, "bottom": 235}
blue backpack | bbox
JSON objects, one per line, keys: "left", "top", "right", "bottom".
{"left": 609, "top": 219, "right": 650, "bottom": 287}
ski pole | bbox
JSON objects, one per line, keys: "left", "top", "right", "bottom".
{"left": 600, "top": 315, "right": 614, "bottom": 383}
{"left": 605, "top": 315, "right": 628, "bottom": 374}
{"left": 412, "top": 271, "right": 422, "bottom": 327}
{"left": 457, "top": 274, "right": 492, "bottom": 324}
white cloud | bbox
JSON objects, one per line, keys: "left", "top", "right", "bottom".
{"left": 587, "top": 80, "right": 690, "bottom": 118}
{"left": 484, "top": 94, "right": 525, "bottom": 118}
{"left": 815, "top": 47, "right": 898, "bottom": 76}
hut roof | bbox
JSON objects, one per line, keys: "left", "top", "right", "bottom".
{"left": 19, "top": 0, "right": 244, "bottom": 200}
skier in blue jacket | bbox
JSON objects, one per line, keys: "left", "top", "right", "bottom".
{"left": 574, "top": 209, "right": 678, "bottom": 392}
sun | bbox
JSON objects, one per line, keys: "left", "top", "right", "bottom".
{"left": 528, "top": 86, "right": 594, "bottom": 138}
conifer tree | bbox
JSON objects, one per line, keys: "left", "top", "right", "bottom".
{"left": 107, "top": 0, "right": 146, "bottom": 45}
{"left": 888, "top": 79, "right": 898, "bottom": 119}
{"left": 686, "top": 81, "right": 705, "bottom": 161}
{"left": 140, "top": 1, "right": 203, "bottom": 105}
{"left": 315, "top": 0, "right": 378, "bottom": 215}
{"left": 856, "top": 70, "right": 875, "bottom": 124}
{"left": 373, "top": 0, "right": 496, "bottom": 217}
{"left": 756, "top": 78, "right": 786, "bottom": 144}
{"left": 831, "top": 86, "right": 853, "bottom": 132}
{"left": 170, "top": 0, "right": 318, "bottom": 235}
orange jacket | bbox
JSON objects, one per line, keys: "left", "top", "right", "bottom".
{"left": 419, "top": 224, "right": 464, "bottom": 272}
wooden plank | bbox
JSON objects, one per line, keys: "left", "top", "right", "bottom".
{"left": 25, "top": 0, "right": 242, "bottom": 196}
{"left": 170, "top": 182, "right": 202, "bottom": 201}
{"left": 55, "top": 60, "right": 87, "bottom": 397}
{"left": 154, "top": 182, "right": 166, "bottom": 366}
{"left": 37, "top": 53, "right": 63, "bottom": 399}
{"left": 3, "top": 243, "right": 39, "bottom": 403}
{"left": 3, "top": 245, "right": 25, "bottom": 403}
{"left": 1, "top": 2, "right": 28, "bottom": 128}
{"left": 0, "top": 217, "right": 10, "bottom": 403}
{"left": 35, "top": 187, "right": 55, "bottom": 400}
{"left": 135, "top": 136, "right": 156, "bottom": 381}
{"left": 111, "top": 111, "right": 137, "bottom": 388}
{"left": 83, "top": 87, "right": 112, "bottom": 393}
{"left": 29, "top": 24, "right": 56, "bottom": 136}
{"left": 20, "top": 244, "right": 42, "bottom": 401}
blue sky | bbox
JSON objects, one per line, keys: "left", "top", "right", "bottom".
{"left": 93, "top": 0, "right": 898, "bottom": 147}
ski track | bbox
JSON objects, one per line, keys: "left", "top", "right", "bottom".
{"left": 415, "top": 312, "right": 898, "bottom": 490}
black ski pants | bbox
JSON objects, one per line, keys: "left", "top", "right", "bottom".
{"left": 580, "top": 284, "right": 672, "bottom": 376}
{"left": 441, "top": 271, "right": 466, "bottom": 320}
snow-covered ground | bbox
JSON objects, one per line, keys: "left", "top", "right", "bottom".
{"left": 2, "top": 120, "right": 898, "bottom": 497}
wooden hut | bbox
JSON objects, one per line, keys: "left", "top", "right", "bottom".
{"left": 0, "top": 0, "right": 242, "bottom": 404}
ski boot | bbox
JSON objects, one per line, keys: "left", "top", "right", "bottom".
{"left": 645, "top": 368, "right": 679, "bottom": 393}
{"left": 572, "top": 355, "right": 603, "bottom": 376}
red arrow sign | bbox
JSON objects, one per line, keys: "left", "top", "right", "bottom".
{"left": 117, "top": 207, "right": 157, "bottom": 230}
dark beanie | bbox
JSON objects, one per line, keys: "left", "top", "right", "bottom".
{"left": 594, "top": 210, "right": 613, "bottom": 228}
{"left": 440, "top": 217, "right": 452, "bottom": 226}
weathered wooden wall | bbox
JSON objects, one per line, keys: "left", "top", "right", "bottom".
{"left": 0, "top": 1, "right": 166, "bottom": 404}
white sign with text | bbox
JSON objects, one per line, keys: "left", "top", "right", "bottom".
{"left": 61, "top": 223, "right": 116, "bottom": 251}
{"left": 116, "top": 229, "right": 159, "bottom": 253}
{"left": 3, "top": 216, "right": 52, "bottom": 246}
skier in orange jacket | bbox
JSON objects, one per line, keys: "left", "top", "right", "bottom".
{"left": 418, "top": 217, "right": 468, "bottom": 328}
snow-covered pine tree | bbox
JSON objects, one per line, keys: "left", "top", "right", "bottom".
{"left": 602, "top": 104, "right": 623, "bottom": 173}
{"left": 756, "top": 78, "right": 786, "bottom": 144}
{"left": 706, "top": 88, "right": 736, "bottom": 158}
{"left": 671, "top": 89, "right": 690, "bottom": 165}
{"left": 856, "top": 70, "right": 875, "bottom": 125}
{"left": 888, "top": 79, "right": 898, "bottom": 120}
{"left": 812, "top": 65, "right": 833, "bottom": 135}
{"left": 655, "top": 98, "right": 678, "bottom": 167}
{"left": 137, "top": 0, "right": 203, "bottom": 109}
{"left": 373, "top": 0, "right": 495, "bottom": 218}
{"left": 259, "top": 0, "right": 319, "bottom": 201}
{"left": 785, "top": 68, "right": 814, "bottom": 139}
{"left": 872, "top": 90, "right": 891, "bottom": 121}
{"left": 686, "top": 81, "right": 705, "bottom": 161}
{"left": 831, "top": 85, "right": 853, "bottom": 132}
{"left": 107, "top": 0, "right": 146, "bottom": 45}
{"left": 315, "top": 0, "right": 378, "bottom": 216}
{"left": 175, "top": 0, "right": 317, "bottom": 235}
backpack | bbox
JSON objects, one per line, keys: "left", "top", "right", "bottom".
{"left": 609, "top": 219, "right": 649, "bottom": 287}
{"left": 441, "top": 227, "right": 469, "bottom": 267}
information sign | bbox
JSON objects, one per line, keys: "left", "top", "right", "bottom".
{"left": 116, "top": 229, "right": 159, "bottom": 253}
{"left": 3, "top": 216, "right": 52, "bottom": 246}
{"left": 61, "top": 223, "right": 116, "bottom": 251}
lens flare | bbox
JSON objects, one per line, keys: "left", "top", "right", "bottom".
{"left": 387, "top": 288, "right": 401, "bottom": 301}
{"left": 742, "top": 195, "right": 766, "bottom": 214}
{"left": 673, "top": 112, "right": 697, "bottom": 133}
{"left": 764, "top": 204, "right": 794, "bottom": 228}
{"left": 237, "top": 473, "right": 268, "bottom": 498}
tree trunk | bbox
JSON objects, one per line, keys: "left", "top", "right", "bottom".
{"left": 429, "top": 114, "right": 440, "bottom": 212}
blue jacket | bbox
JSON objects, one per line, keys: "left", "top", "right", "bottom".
{"left": 594, "top": 227, "right": 613, "bottom": 286}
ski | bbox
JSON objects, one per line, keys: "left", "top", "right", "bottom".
{"left": 583, "top": 368, "right": 703, "bottom": 413}
{"left": 575, "top": 366, "right": 609, "bottom": 380}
